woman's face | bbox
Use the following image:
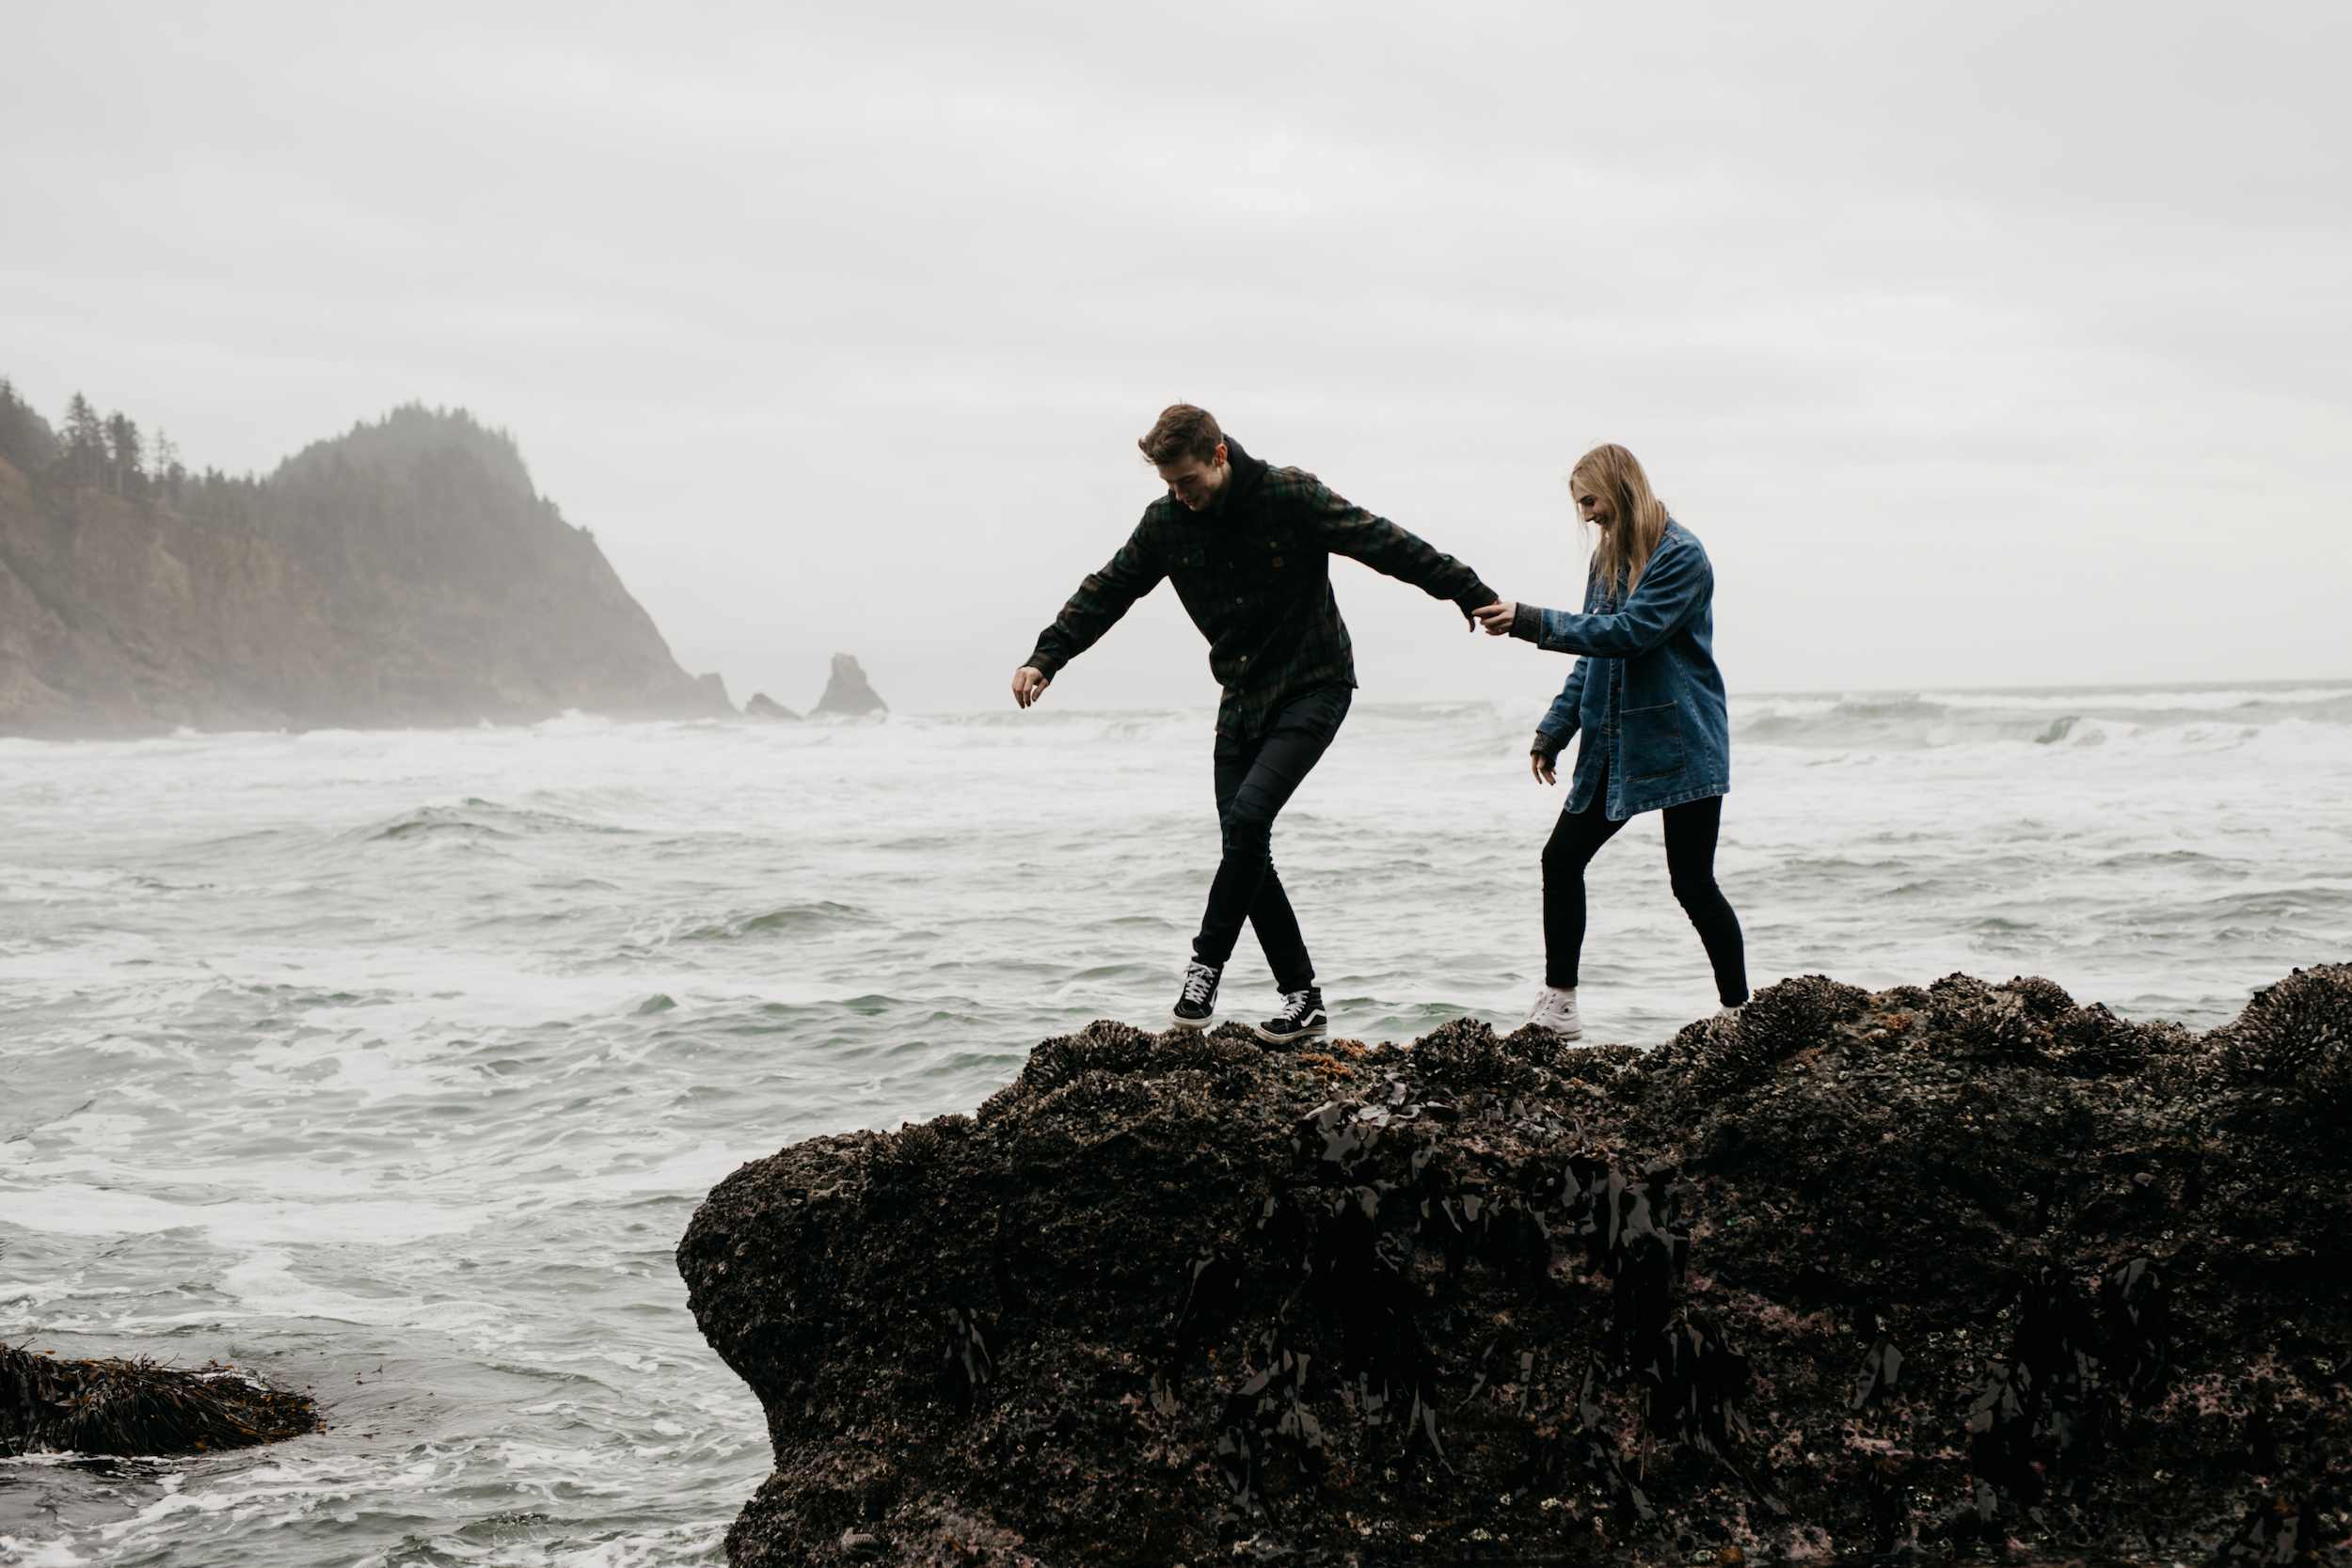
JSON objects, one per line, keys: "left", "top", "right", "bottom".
{"left": 1573, "top": 477, "right": 1616, "bottom": 531}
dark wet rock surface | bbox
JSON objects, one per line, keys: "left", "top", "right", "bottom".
{"left": 2, "top": 1345, "right": 319, "bottom": 1457}
{"left": 677, "top": 964, "right": 2352, "bottom": 1565}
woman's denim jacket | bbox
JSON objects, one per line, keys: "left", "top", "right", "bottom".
{"left": 1528, "top": 520, "right": 1729, "bottom": 820}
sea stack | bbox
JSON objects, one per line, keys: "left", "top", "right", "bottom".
{"left": 813, "top": 653, "right": 887, "bottom": 716}
{"left": 677, "top": 965, "right": 2352, "bottom": 1566}
{"left": 745, "top": 692, "right": 801, "bottom": 720}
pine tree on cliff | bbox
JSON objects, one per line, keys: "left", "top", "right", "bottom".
{"left": 153, "top": 431, "right": 184, "bottom": 499}
{"left": 0, "top": 378, "right": 59, "bottom": 473}
{"left": 62, "top": 394, "right": 106, "bottom": 489}
{"left": 104, "top": 412, "right": 143, "bottom": 497}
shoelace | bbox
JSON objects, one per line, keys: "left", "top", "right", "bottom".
{"left": 1180, "top": 964, "right": 1218, "bottom": 1004}
{"left": 1278, "top": 990, "right": 1316, "bottom": 1021}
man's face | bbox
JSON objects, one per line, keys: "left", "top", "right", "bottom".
{"left": 1156, "top": 444, "right": 1230, "bottom": 510}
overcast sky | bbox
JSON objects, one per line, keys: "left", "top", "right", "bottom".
{"left": 5, "top": 1, "right": 2346, "bottom": 715}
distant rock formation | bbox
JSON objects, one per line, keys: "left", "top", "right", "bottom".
{"left": 813, "top": 653, "right": 886, "bottom": 716}
{"left": 745, "top": 692, "right": 800, "bottom": 720}
{"left": 0, "top": 386, "right": 733, "bottom": 736}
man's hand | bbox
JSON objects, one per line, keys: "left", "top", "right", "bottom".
{"left": 1471, "top": 600, "right": 1517, "bottom": 637}
{"left": 1530, "top": 752, "right": 1557, "bottom": 785}
{"left": 1012, "top": 665, "right": 1051, "bottom": 708}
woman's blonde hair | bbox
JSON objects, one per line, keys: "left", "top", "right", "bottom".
{"left": 1572, "top": 443, "right": 1670, "bottom": 604}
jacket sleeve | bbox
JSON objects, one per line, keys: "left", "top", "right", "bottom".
{"left": 1025, "top": 521, "right": 1166, "bottom": 677}
{"left": 1535, "top": 658, "right": 1587, "bottom": 757}
{"left": 1301, "top": 480, "right": 1496, "bottom": 613}
{"left": 1529, "top": 538, "right": 1710, "bottom": 657}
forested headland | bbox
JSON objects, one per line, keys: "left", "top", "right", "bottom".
{"left": 0, "top": 379, "right": 730, "bottom": 736}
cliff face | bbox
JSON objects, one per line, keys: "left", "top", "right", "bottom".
{"left": 677, "top": 966, "right": 2352, "bottom": 1567}
{"left": 0, "top": 404, "right": 728, "bottom": 736}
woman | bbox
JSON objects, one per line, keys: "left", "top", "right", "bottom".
{"left": 1470, "top": 444, "right": 1746, "bottom": 1038}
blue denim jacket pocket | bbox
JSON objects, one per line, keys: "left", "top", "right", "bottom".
{"left": 1621, "top": 703, "right": 1685, "bottom": 780}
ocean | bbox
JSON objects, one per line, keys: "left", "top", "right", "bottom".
{"left": 2, "top": 682, "right": 2347, "bottom": 1565}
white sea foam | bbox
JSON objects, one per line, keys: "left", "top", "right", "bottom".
{"left": 0, "top": 1181, "right": 502, "bottom": 1246}
{"left": 0, "top": 689, "right": 2346, "bottom": 1563}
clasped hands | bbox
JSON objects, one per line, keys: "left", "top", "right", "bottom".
{"left": 1013, "top": 599, "right": 1549, "bottom": 781}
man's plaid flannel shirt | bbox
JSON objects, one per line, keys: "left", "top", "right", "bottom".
{"left": 1025, "top": 439, "right": 1496, "bottom": 738}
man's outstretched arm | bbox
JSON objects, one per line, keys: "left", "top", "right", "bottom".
{"left": 1013, "top": 525, "right": 1167, "bottom": 706}
{"left": 1299, "top": 480, "right": 1496, "bottom": 622}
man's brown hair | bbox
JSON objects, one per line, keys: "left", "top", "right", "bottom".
{"left": 1138, "top": 404, "right": 1223, "bottom": 466}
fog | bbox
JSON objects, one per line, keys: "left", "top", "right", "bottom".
{"left": 5, "top": 1, "right": 2345, "bottom": 714}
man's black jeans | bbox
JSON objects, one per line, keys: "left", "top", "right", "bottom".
{"left": 1192, "top": 683, "right": 1352, "bottom": 992}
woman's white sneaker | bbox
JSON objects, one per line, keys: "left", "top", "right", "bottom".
{"left": 1523, "top": 986, "right": 1582, "bottom": 1040}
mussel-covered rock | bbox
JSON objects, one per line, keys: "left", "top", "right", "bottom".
{"left": 678, "top": 970, "right": 2352, "bottom": 1565}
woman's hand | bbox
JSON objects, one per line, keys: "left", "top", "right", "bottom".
{"left": 1530, "top": 752, "right": 1557, "bottom": 785}
{"left": 1471, "top": 600, "right": 1517, "bottom": 637}
{"left": 1012, "top": 665, "right": 1051, "bottom": 708}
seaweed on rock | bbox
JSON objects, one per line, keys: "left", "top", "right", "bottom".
{"left": 678, "top": 970, "right": 2352, "bottom": 1566}
{"left": 1, "top": 1344, "right": 318, "bottom": 1457}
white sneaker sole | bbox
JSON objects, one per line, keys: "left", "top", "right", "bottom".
{"left": 1251, "top": 1018, "right": 1327, "bottom": 1045}
{"left": 1169, "top": 1010, "right": 1213, "bottom": 1031}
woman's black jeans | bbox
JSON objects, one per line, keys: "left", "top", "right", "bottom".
{"left": 1192, "top": 683, "right": 1352, "bottom": 992}
{"left": 1542, "top": 767, "right": 1748, "bottom": 1006}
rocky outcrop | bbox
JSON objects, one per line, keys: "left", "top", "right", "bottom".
{"left": 747, "top": 692, "right": 802, "bottom": 720}
{"left": 814, "top": 653, "right": 887, "bottom": 716}
{"left": 2, "top": 1344, "right": 318, "bottom": 1457}
{"left": 677, "top": 965, "right": 2352, "bottom": 1566}
{"left": 0, "top": 403, "right": 731, "bottom": 736}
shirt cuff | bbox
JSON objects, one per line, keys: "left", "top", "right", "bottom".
{"left": 1532, "top": 732, "right": 1563, "bottom": 763}
{"left": 1508, "top": 604, "right": 1543, "bottom": 641}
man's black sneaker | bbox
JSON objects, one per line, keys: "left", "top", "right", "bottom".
{"left": 1169, "top": 961, "right": 1221, "bottom": 1030}
{"left": 1252, "top": 987, "right": 1327, "bottom": 1045}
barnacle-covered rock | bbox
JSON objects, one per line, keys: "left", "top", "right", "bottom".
{"left": 1999, "top": 974, "right": 2075, "bottom": 1020}
{"left": 1416, "top": 1015, "right": 1560, "bottom": 1094}
{"left": 1926, "top": 972, "right": 2055, "bottom": 1063}
{"left": 1676, "top": 973, "right": 1870, "bottom": 1102}
{"left": 680, "top": 969, "right": 2352, "bottom": 1566}
{"left": 2212, "top": 962, "right": 2352, "bottom": 1109}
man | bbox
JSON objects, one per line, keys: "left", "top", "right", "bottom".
{"left": 1012, "top": 404, "right": 1497, "bottom": 1043}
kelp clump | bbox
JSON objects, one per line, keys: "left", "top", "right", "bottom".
{"left": 1, "top": 1343, "right": 319, "bottom": 1456}
{"left": 678, "top": 968, "right": 2352, "bottom": 1566}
